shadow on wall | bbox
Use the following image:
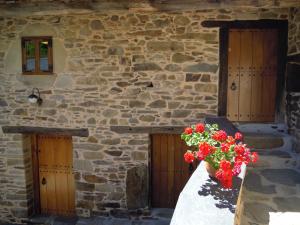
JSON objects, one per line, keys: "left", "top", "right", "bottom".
{"left": 198, "top": 176, "right": 241, "bottom": 214}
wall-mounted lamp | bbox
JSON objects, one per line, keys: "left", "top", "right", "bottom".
{"left": 28, "top": 88, "right": 43, "bottom": 106}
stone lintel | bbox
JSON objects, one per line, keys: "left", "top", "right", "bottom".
{"left": 111, "top": 126, "right": 185, "bottom": 134}
{"left": 2, "top": 126, "right": 89, "bottom": 137}
{"left": 201, "top": 19, "right": 288, "bottom": 28}
{"left": 111, "top": 117, "right": 238, "bottom": 135}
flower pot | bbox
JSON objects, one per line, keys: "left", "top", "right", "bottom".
{"left": 204, "top": 161, "right": 216, "bottom": 177}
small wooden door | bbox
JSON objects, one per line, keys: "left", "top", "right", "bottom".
{"left": 151, "top": 134, "right": 195, "bottom": 208}
{"left": 227, "top": 29, "right": 278, "bottom": 122}
{"left": 37, "top": 135, "right": 75, "bottom": 216}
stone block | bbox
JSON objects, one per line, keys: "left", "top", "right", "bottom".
{"left": 126, "top": 165, "right": 148, "bottom": 209}
{"left": 76, "top": 182, "right": 95, "bottom": 192}
{"left": 184, "top": 63, "right": 218, "bottom": 73}
{"left": 147, "top": 41, "right": 184, "bottom": 52}
{"left": 90, "top": 20, "right": 104, "bottom": 30}
{"left": 133, "top": 63, "right": 162, "bottom": 71}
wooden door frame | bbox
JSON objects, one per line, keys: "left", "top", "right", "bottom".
{"left": 202, "top": 19, "right": 288, "bottom": 120}
{"left": 31, "top": 134, "right": 41, "bottom": 215}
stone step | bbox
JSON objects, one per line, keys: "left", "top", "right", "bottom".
{"left": 243, "top": 133, "right": 284, "bottom": 149}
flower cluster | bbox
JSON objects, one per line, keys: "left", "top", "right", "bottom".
{"left": 182, "top": 123, "right": 258, "bottom": 189}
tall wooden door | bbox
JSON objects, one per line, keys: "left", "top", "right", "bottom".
{"left": 227, "top": 29, "right": 278, "bottom": 122}
{"left": 151, "top": 134, "right": 195, "bottom": 208}
{"left": 37, "top": 135, "right": 75, "bottom": 216}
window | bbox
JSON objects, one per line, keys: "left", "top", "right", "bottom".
{"left": 21, "top": 37, "right": 53, "bottom": 75}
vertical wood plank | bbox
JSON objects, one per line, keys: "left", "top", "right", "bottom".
{"left": 167, "top": 134, "right": 175, "bottom": 207}
{"left": 160, "top": 134, "right": 168, "bottom": 208}
{"left": 262, "top": 29, "right": 278, "bottom": 121}
{"left": 251, "top": 29, "right": 264, "bottom": 122}
{"left": 238, "top": 30, "right": 252, "bottom": 121}
{"left": 151, "top": 134, "right": 161, "bottom": 207}
{"left": 227, "top": 30, "right": 240, "bottom": 121}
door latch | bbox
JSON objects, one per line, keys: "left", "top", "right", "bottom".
{"left": 41, "top": 177, "right": 47, "bottom": 185}
{"left": 230, "top": 82, "right": 237, "bottom": 91}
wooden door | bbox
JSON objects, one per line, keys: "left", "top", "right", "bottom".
{"left": 37, "top": 135, "right": 75, "bottom": 216}
{"left": 227, "top": 29, "right": 278, "bottom": 122}
{"left": 151, "top": 134, "right": 195, "bottom": 208}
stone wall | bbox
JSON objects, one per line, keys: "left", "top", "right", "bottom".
{"left": 287, "top": 7, "right": 300, "bottom": 153}
{"left": 0, "top": 5, "right": 295, "bottom": 224}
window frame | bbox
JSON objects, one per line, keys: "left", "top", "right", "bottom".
{"left": 21, "top": 36, "right": 53, "bottom": 75}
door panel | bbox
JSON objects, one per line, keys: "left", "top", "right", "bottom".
{"left": 227, "top": 30, "right": 240, "bottom": 121}
{"left": 251, "top": 30, "right": 264, "bottom": 121}
{"left": 37, "top": 135, "right": 75, "bottom": 216}
{"left": 238, "top": 30, "right": 252, "bottom": 121}
{"left": 227, "top": 29, "right": 278, "bottom": 122}
{"left": 151, "top": 134, "right": 195, "bottom": 208}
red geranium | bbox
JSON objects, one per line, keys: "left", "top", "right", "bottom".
{"left": 184, "top": 127, "right": 193, "bottom": 135}
{"left": 235, "top": 132, "right": 243, "bottom": 140}
{"left": 181, "top": 123, "right": 258, "bottom": 189}
{"left": 184, "top": 151, "right": 195, "bottom": 163}
{"left": 195, "top": 123, "right": 205, "bottom": 133}
{"left": 212, "top": 130, "right": 227, "bottom": 142}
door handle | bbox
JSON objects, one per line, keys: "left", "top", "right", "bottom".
{"left": 41, "top": 177, "right": 47, "bottom": 185}
{"left": 230, "top": 82, "right": 237, "bottom": 91}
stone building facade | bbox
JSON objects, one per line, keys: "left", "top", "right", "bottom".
{"left": 0, "top": 0, "right": 299, "bottom": 223}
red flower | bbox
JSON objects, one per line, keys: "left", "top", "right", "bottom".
{"left": 195, "top": 123, "right": 205, "bottom": 133}
{"left": 234, "top": 144, "right": 245, "bottom": 155}
{"left": 184, "top": 151, "right": 194, "bottom": 163}
{"left": 212, "top": 130, "right": 227, "bottom": 142}
{"left": 220, "top": 160, "right": 231, "bottom": 170}
{"left": 232, "top": 161, "right": 242, "bottom": 176}
{"left": 184, "top": 127, "right": 193, "bottom": 135}
{"left": 226, "top": 136, "right": 235, "bottom": 145}
{"left": 197, "top": 142, "right": 212, "bottom": 160}
{"left": 215, "top": 168, "right": 233, "bottom": 189}
{"left": 221, "top": 143, "right": 230, "bottom": 153}
{"left": 235, "top": 132, "right": 243, "bottom": 140}
{"left": 251, "top": 152, "right": 259, "bottom": 163}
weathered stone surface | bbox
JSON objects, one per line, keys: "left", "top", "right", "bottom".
{"left": 147, "top": 41, "right": 184, "bottom": 52}
{"left": 184, "top": 63, "right": 218, "bottom": 73}
{"left": 76, "top": 182, "right": 95, "bottom": 192}
{"left": 172, "top": 53, "right": 194, "bottom": 63}
{"left": 172, "top": 110, "right": 191, "bottom": 118}
{"left": 133, "top": 63, "right": 162, "bottom": 71}
{"left": 185, "top": 73, "right": 201, "bottom": 82}
{"left": 174, "top": 15, "right": 191, "bottom": 26}
{"left": 129, "top": 100, "right": 146, "bottom": 108}
{"left": 90, "top": 20, "right": 104, "bottom": 30}
{"left": 148, "top": 100, "right": 166, "bottom": 108}
{"left": 195, "top": 83, "right": 217, "bottom": 93}
{"left": 83, "top": 174, "right": 107, "bottom": 183}
{"left": 261, "top": 169, "right": 300, "bottom": 186}
{"left": 83, "top": 151, "right": 104, "bottom": 160}
{"left": 126, "top": 165, "right": 148, "bottom": 209}
{"left": 244, "top": 202, "right": 275, "bottom": 224}
{"left": 244, "top": 172, "right": 276, "bottom": 194}
{"left": 0, "top": 99, "right": 8, "bottom": 107}
{"left": 273, "top": 197, "right": 300, "bottom": 211}
{"left": 165, "top": 64, "right": 181, "bottom": 72}
{"left": 108, "top": 46, "right": 124, "bottom": 56}
{"left": 104, "top": 150, "right": 122, "bottom": 156}
{"left": 101, "top": 138, "right": 121, "bottom": 145}
{"left": 139, "top": 115, "right": 155, "bottom": 122}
